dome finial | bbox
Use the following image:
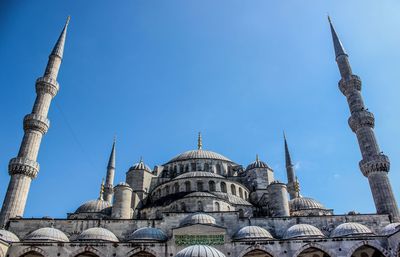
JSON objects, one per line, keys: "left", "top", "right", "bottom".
{"left": 294, "top": 176, "right": 301, "bottom": 198}
{"left": 197, "top": 132, "right": 202, "bottom": 150}
{"left": 256, "top": 154, "right": 259, "bottom": 162}
{"left": 99, "top": 178, "right": 105, "bottom": 200}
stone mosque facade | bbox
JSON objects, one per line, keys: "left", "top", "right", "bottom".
{"left": 1, "top": 16, "right": 400, "bottom": 257}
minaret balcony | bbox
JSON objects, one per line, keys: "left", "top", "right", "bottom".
{"left": 348, "top": 110, "right": 375, "bottom": 132}
{"left": 339, "top": 74, "right": 361, "bottom": 95}
{"left": 359, "top": 154, "right": 390, "bottom": 177}
{"left": 8, "top": 157, "right": 39, "bottom": 178}
{"left": 35, "top": 76, "right": 59, "bottom": 97}
{"left": 23, "top": 114, "right": 50, "bottom": 134}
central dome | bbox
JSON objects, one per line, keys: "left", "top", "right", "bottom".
{"left": 166, "top": 150, "right": 233, "bottom": 164}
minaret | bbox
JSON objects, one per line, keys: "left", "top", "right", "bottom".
{"left": 284, "top": 133, "right": 298, "bottom": 200}
{"left": 328, "top": 17, "right": 400, "bottom": 221}
{"left": 104, "top": 138, "right": 116, "bottom": 203}
{"left": 0, "top": 17, "right": 70, "bottom": 226}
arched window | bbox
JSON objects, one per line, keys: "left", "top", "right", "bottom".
{"left": 174, "top": 182, "right": 180, "bottom": 193}
{"left": 179, "top": 164, "right": 184, "bottom": 174}
{"left": 185, "top": 164, "right": 189, "bottom": 172}
{"left": 244, "top": 191, "right": 248, "bottom": 200}
{"left": 165, "top": 185, "right": 170, "bottom": 195}
{"left": 180, "top": 202, "right": 186, "bottom": 212}
{"left": 197, "top": 181, "right": 204, "bottom": 191}
{"left": 209, "top": 181, "right": 216, "bottom": 191}
{"left": 204, "top": 163, "right": 210, "bottom": 171}
{"left": 191, "top": 163, "right": 196, "bottom": 171}
{"left": 214, "top": 202, "right": 220, "bottom": 211}
{"left": 197, "top": 201, "right": 203, "bottom": 211}
{"left": 185, "top": 181, "right": 191, "bottom": 192}
{"left": 350, "top": 245, "right": 385, "bottom": 257}
{"left": 130, "top": 251, "right": 156, "bottom": 257}
{"left": 297, "top": 247, "right": 331, "bottom": 257}
{"left": 216, "top": 163, "right": 221, "bottom": 174}
{"left": 238, "top": 209, "right": 244, "bottom": 218}
{"left": 221, "top": 182, "right": 227, "bottom": 193}
{"left": 239, "top": 187, "right": 243, "bottom": 198}
{"left": 231, "top": 184, "right": 236, "bottom": 195}
{"left": 242, "top": 250, "right": 273, "bottom": 257}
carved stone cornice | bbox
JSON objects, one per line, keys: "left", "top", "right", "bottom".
{"left": 339, "top": 74, "right": 361, "bottom": 96}
{"left": 348, "top": 110, "right": 375, "bottom": 132}
{"left": 35, "top": 76, "right": 59, "bottom": 97}
{"left": 359, "top": 154, "right": 390, "bottom": 177}
{"left": 8, "top": 157, "right": 39, "bottom": 178}
{"left": 23, "top": 114, "right": 50, "bottom": 134}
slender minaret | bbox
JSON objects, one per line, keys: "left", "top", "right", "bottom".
{"left": 103, "top": 138, "right": 116, "bottom": 203}
{"left": 284, "top": 133, "right": 298, "bottom": 200}
{"left": 0, "top": 17, "right": 70, "bottom": 226}
{"left": 328, "top": 17, "right": 400, "bottom": 221}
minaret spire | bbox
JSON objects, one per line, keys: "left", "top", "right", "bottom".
{"left": 197, "top": 132, "right": 202, "bottom": 150}
{"left": 0, "top": 17, "right": 70, "bottom": 226}
{"left": 329, "top": 17, "right": 399, "bottom": 221}
{"left": 103, "top": 138, "right": 116, "bottom": 203}
{"left": 284, "top": 132, "right": 298, "bottom": 200}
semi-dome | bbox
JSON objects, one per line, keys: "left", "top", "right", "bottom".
{"left": 166, "top": 149, "right": 233, "bottom": 164}
{"left": 381, "top": 223, "right": 400, "bottom": 236}
{"left": 175, "top": 245, "right": 226, "bottom": 257}
{"left": 181, "top": 213, "right": 217, "bottom": 226}
{"left": 0, "top": 229, "right": 19, "bottom": 243}
{"left": 129, "top": 160, "right": 151, "bottom": 172}
{"left": 246, "top": 155, "right": 271, "bottom": 171}
{"left": 128, "top": 227, "right": 168, "bottom": 242}
{"left": 289, "top": 197, "right": 325, "bottom": 211}
{"left": 75, "top": 199, "right": 111, "bottom": 213}
{"left": 25, "top": 227, "right": 69, "bottom": 242}
{"left": 284, "top": 224, "right": 324, "bottom": 239}
{"left": 331, "top": 222, "right": 374, "bottom": 237}
{"left": 175, "top": 171, "right": 224, "bottom": 180}
{"left": 76, "top": 227, "right": 118, "bottom": 242}
{"left": 234, "top": 226, "right": 273, "bottom": 240}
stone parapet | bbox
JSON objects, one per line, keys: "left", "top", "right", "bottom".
{"left": 359, "top": 154, "right": 390, "bottom": 177}
{"left": 35, "top": 76, "right": 59, "bottom": 97}
{"left": 8, "top": 157, "right": 39, "bottom": 178}
{"left": 339, "top": 74, "right": 361, "bottom": 95}
{"left": 23, "top": 114, "right": 50, "bottom": 134}
{"left": 348, "top": 110, "right": 375, "bottom": 132}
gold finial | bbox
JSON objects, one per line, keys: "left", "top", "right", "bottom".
{"left": 197, "top": 132, "right": 202, "bottom": 150}
{"left": 256, "top": 154, "right": 259, "bottom": 162}
{"left": 139, "top": 156, "right": 143, "bottom": 163}
{"left": 99, "top": 178, "right": 105, "bottom": 200}
{"left": 294, "top": 176, "right": 300, "bottom": 198}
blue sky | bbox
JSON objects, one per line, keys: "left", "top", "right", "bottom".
{"left": 1, "top": 1, "right": 400, "bottom": 218}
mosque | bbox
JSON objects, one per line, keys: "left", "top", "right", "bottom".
{"left": 0, "top": 15, "right": 400, "bottom": 257}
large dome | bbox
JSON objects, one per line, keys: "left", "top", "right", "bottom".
{"left": 76, "top": 227, "right": 118, "bottom": 242}
{"left": 129, "top": 160, "right": 152, "bottom": 172}
{"left": 234, "top": 226, "right": 273, "bottom": 240}
{"left": 25, "top": 227, "right": 69, "bottom": 242}
{"left": 175, "top": 245, "right": 226, "bottom": 257}
{"left": 289, "top": 197, "right": 325, "bottom": 211}
{"left": 0, "top": 229, "right": 19, "bottom": 243}
{"left": 331, "top": 222, "right": 373, "bottom": 237}
{"left": 381, "top": 223, "right": 400, "bottom": 236}
{"left": 128, "top": 227, "right": 167, "bottom": 242}
{"left": 166, "top": 150, "right": 233, "bottom": 164}
{"left": 181, "top": 213, "right": 217, "bottom": 226}
{"left": 284, "top": 224, "right": 324, "bottom": 239}
{"left": 75, "top": 199, "right": 111, "bottom": 213}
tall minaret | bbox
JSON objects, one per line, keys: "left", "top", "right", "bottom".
{"left": 328, "top": 17, "right": 400, "bottom": 221}
{"left": 103, "top": 138, "right": 116, "bottom": 203}
{"left": 284, "top": 133, "right": 298, "bottom": 200}
{"left": 0, "top": 17, "right": 70, "bottom": 226}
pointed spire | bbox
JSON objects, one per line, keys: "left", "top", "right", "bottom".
{"left": 99, "top": 178, "right": 105, "bottom": 200}
{"left": 284, "top": 132, "right": 292, "bottom": 168}
{"left": 51, "top": 16, "right": 70, "bottom": 59}
{"left": 328, "top": 16, "right": 347, "bottom": 59}
{"left": 107, "top": 137, "right": 116, "bottom": 169}
{"left": 197, "top": 132, "right": 202, "bottom": 150}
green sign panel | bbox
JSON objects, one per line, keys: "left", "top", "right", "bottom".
{"left": 175, "top": 234, "right": 224, "bottom": 246}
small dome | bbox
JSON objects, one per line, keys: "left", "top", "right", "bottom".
{"left": 0, "top": 229, "right": 19, "bottom": 243}
{"left": 166, "top": 150, "right": 233, "bottom": 164}
{"left": 176, "top": 245, "right": 226, "bottom": 257}
{"left": 246, "top": 156, "right": 271, "bottom": 171}
{"left": 76, "top": 227, "right": 118, "bottom": 242}
{"left": 181, "top": 213, "right": 216, "bottom": 226}
{"left": 184, "top": 192, "right": 217, "bottom": 198}
{"left": 381, "top": 223, "right": 400, "bottom": 236}
{"left": 128, "top": 227, "right": 167, "bottom": 242}
{"left": 25, "top": 227, "right": 69, "bottom": 242}
{"left": 75, "top": 199, "right": 111, "bottom": 213}
{"left": 289, "top": 197, "right": 325, "bottom": 211}
{"left": 129, "top": 160, "right": 152, "bottom": 172}
{"left": 284, "top": 224, "right": 324, "bottom": 239}
{"left": 234, "top": 226, "right": 273, "bottom": 240}
{"left": 175, "top": 171, "right": 224, "bottom": 180}
{"left": 331, "top": 222, "right": 373, "bottom": 237}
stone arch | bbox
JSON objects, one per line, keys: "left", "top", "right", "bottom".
{"left": 185, "top": 181, "right": 191, "bottom": 192}
{"left": 293, "top": 243, "right": 336, "bottom": 257}
{"left": 346, "top": 241, "right": 389, "bottom": 257}
{"left": 127, "top": 248, "right": 157, "bottom": 257}
{"left": 17, "top": 247, "right": 48, "bottom": 257}
{"left": 209, "top": 180, "right": 216, "bottom": 191}
{"left": 221, "top": 182, "right": 227, "bottom": 193}
{"left": 231, "top": 184, "right": 237, "bottom": 195}
{"left": 238, "top": 245, "right": 276, "bottom": 257}
{"left": 69, "top": 247, "right": 105, "bottom": 257}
